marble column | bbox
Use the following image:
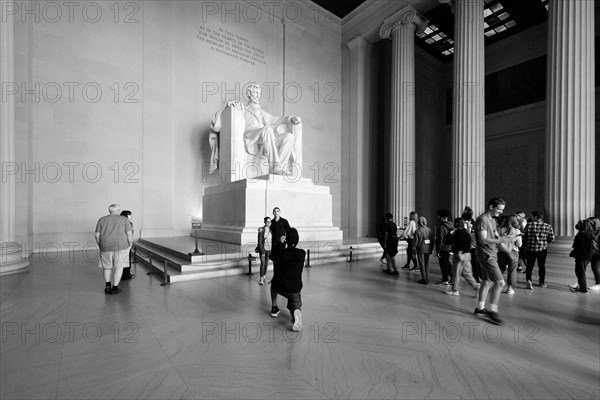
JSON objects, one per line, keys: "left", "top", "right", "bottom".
{"left": 380, "top": 6, "right": 427, "bottom": 225}
{"left": 345, "top": 36, "right": 373, "bottom": 238}
{"left": 443, "top": 0, "right": 486, "bottom": 218}
{"left": 0, "top": 10, "right": 29, "bottom": 274}
{"left": 545, "top": 0, "right": 595, "bottom": 239}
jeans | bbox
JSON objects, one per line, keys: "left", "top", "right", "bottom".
{"left": 470, "top": 248, "right": 481, "bottom": 282}
{"left": 259, "top": 250, "right": 271, "bottom": 277}
{"left": 451, "top": 252, "right": 479, "bottom": 292}
{"left": 405, "top": 239, "right": 415, "bottom": 268}
{"left": 576, "top": 256, "right": 600, "bottom": 291}
{"left": 438, "top": 250, "right": 451, "bottom": 282}
{"left": 498, "top": 250, "right": 518, "bottom": 287}
{"left": 415, "top": 253, "right": 430, "bottom": 281}
{"left": 526, "top": 249, "right": 548, "bottom": 284}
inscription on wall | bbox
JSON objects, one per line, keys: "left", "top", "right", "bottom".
{"left": 197, "top": 26, "right": 266, "bottom": 66}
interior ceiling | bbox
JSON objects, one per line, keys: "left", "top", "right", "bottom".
{"left": 310, "top": 0, "right": 549, "bottom": 62}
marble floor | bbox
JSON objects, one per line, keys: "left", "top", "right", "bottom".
{"left": 1, "top": 250, "right": 598, "bottom": 400}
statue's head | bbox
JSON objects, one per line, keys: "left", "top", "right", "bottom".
{"left": 246, "top": 83, "right": 262, "bottom": 104}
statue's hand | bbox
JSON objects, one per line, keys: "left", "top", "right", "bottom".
{"left": 290, "top": 116, "right": 301, "bottom": 124}
{"left": 226, "top": 101, "right": 245, "bottom": 111}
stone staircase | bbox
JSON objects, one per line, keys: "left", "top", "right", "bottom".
{"left": 131, "top": 236, "right": 405, "bottom": 283}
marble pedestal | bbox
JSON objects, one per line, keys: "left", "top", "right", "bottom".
{"left": 0, "top": 242, "right": 30, "bottom": 275}
{"left": 198, "top": 175, "right": 343, "bottom": 245}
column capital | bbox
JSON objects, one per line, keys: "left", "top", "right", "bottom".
{"left": 379, "top": 5, "right": 428, "bottom": 39}
{"left": 439, "top": 0, "right": 456, "bottom": 13}
{"left": 346, "top": 35, "right": 370, "bottom": 50}
{"left": 439, "top": 0, "right": 455, "bottom": 13}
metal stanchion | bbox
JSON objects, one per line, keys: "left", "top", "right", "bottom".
{"left": 147, "top": 256, "right": 154, "bottom": 275}
{"left": 347, "top": 246, "right": 353, "bottom": 263}
{"left": 247, "top": 254, "right": 256, "bottom": 275}
{"left": 131, "top": 246, "right": 137, "bottom": 278}
{"left": 306, "top": 249, "right": 312, "bottom": 268}
{"left": 161, "top": 260, "right": 170, "bottom": 286}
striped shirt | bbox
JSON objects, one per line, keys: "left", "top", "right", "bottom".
{"left": 524, "top": 220, "right": 555, "bottom": 252}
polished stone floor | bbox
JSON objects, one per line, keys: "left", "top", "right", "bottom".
{"left": 1, "top": 250, "right": 599, "bottom": 399}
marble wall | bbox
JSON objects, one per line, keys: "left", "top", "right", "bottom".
{"left": 12, "top": 0, "right": 342, "bottom": 250}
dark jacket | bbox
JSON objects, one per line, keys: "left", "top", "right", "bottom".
{"left": 412, "top": 226, "right": 432, "bottom": 254}
{"left": 571, "top": 231, "right": 595, "bottom": 261}
{"left": 270, "top": 217, "right": 290, "bottom": 248}
{"left": 383, "top": 220, "right": 399, "bottom": 257}
{"left": 452, "top": 229, "right": 472, "bottom": 254}
{"left": 436, "top": 220, "right": 454, "bottom": 252}
{"left": 269, "top": 245, "right": 306, "bottom": 293}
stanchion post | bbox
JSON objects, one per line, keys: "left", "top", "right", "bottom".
{"left": 161, "top": 260, "right": 170, "bottom": 286}
{"left": 147, "top": 256, "right": 154, "bottom": 275}
{"left": 132, "top": 246, "right": 137, "bottom": 278}
{"left": 347, "top": 246, "right": 353, "bottom": 263}
{"left": 247, "top": 254, "right": 256, "bottom": 275}
{"left": 306, "top": 249, "right": 312, "bottom": 268}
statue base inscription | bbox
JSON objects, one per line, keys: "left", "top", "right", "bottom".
{"left": 198, "top": 175, "right": 343, "bottom": 245}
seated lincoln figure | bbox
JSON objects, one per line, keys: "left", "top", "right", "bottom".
{"left": 209, "top": 82, "right": 302, "bottom": 176}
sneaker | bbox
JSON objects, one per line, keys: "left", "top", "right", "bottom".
{"left": 569, "top": 282, "right": 579, "bottom": 289}
{"left": 104, "top": 286, "right": 112, "bottom": 294}
{"left": 440, "top": 281, "right": 450, "bottom": 286}
{"left": 417, "top": 279, "right": 429, "bottom": 285}
{"left": 111, "top": 287, "right": 121, "bottom": 295}
{"left": 474, "top": 307, "right": 489, "bottom": 317}
{"left": 486, "top": 311, "right": 503, "bottom": 325}
{"left": 539, "top": 282, "right": 547, "bottom": 288}
{"left": 410, "top": 267, "right": 420, "bottom": 271}
{"left": 526, "top": 280, "right": 533, "bottom": 290}
{"left": 270, "top": 305, "right": 280, "bottom": 317}
{"left": 401, "top": 265, "right": 410, "bottom": 270}
{"left": 516, "top": 266, "right": 523, "bottom": 272}
{"left": 379, "top": 258, "right": 386, "bottom": 264}
{"left": 505, "top": 288, "right": 515, "bottom": 295}
{"left": 258, "top": 277, "right": 264, "bottom": 285}
{"left": 570, "top": 287, "right": 588, "bottom": 293}
{"left": 292, "top": 309, "right": 302, "bottom": 331}
{"left": 390, "top": 270, "right": 400, "bottom": 276}
{"left": 445, "top": 291, "right": 460, "bottom": 296}
{"left": 589, "top": 284, "right": 600, "bottom": 291}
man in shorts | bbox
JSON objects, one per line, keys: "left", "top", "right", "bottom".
{"left": 95, "top": 204, "right": 133, "bottom": 295}
{"left": 474, "top": 198, "right": 515, "bottom": 325}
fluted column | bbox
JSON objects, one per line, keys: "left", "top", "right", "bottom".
{"left": 380, "top": 6, "right": 427, "bottom": 223}
{"left": 546, "top": 0, "right": 595, "bottom": 238}
{"left": 443, "top": 0, "right": 486, "bottom": 218}
{"left": 346, "top": 36, "right": 371, "bottom": 238}
{"left": 0, "top": 10, "right": 29, "bottom": 274}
